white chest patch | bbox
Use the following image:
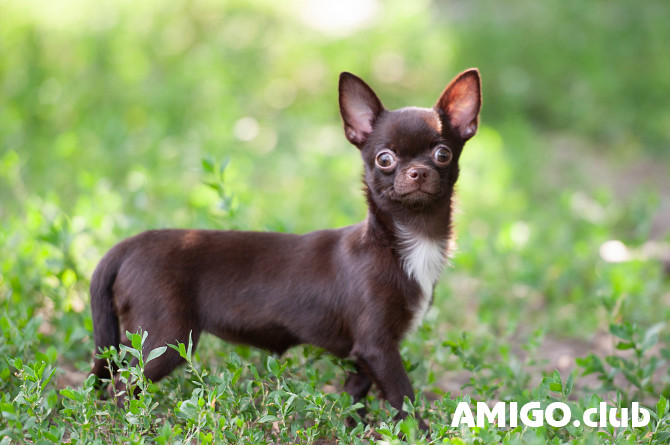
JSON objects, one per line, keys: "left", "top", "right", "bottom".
{"left": 395, "top": 223, "right": 448, "bottom": 331}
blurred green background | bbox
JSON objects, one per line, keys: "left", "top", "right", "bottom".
{"left": 1, "top": 0, "right": 669, "bottom": 378}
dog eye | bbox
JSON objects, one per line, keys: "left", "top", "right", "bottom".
{"left": 376, "top": 151, "right": 397, "bottom": 169}
{"left": 433, "top": 145, "right": 452, "bottom": 165}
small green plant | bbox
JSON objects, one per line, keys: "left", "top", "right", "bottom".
{"left": 59, "top": 374, "right": 106, "bottom": 443}
{"left": 577, "top": 321, "right": 666, "bottom": 404}
{"left": 201, "top": 155, "right": 238, "bottom": 222}
{"left": 94, "top": 329, "right": 167, "bottom": 437}
{"left": 1, "top": 356, "right": 60, "bottom": 443}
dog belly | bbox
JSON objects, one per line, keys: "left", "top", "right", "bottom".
{"left": 201, "top": 291, "right": 354, "bottom": 358}
{"left": 210, "top": 324, "right": 301, "bottom": 355}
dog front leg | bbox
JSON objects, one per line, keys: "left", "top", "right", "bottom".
{"left": 353, "top": 342, "right": 429, "bottom": 432}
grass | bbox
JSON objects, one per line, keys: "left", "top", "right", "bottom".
{"left": 1, "top": 0, "right": 670, "bottom": 443}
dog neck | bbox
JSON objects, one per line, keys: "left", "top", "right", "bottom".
{"left": 363, "top": 201, "right": 453, "bottom": 331}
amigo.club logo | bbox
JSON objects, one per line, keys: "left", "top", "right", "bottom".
{"left": 451, "top": 402, "right": 651, "bottom": 428}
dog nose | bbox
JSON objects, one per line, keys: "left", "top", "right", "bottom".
{"left": 408, "top": 167, "right": 429, "bottom": 183}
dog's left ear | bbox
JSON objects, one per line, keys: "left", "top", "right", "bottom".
{"left": 339, "top": 72, "right": 384, "bottom": 149}
{"left": 436, "top": 69, "right": 481, "bottom": 141}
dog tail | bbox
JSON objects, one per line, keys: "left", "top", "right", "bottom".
{"left": 90, "top": 244, "right": 126, "bottom": 380}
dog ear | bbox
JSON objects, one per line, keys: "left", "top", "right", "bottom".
{"left": 339, "top": 72, "right": 384, "bottom": 148}
{"left": 436, "top": 69, "right": 481, "bottom": 141}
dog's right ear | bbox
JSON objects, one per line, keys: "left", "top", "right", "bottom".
{"left": 339, "top": 72, "right": 384, "bottom": 149}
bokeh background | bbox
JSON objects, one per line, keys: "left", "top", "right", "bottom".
{"left": 1, "top": 0, "right": 669, "bottom": 438}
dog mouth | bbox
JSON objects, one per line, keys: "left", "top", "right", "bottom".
{"left": 373, "top": 181, "right": 443, "bottom": 207}
{"left": 392, "top": 186, "right": 441, "bottom": 206}
{"left": 397, "top": 183, "right": 440, "bottom": 198}
{"left": 400, "top": 188, "right": 435, "bottom": 198}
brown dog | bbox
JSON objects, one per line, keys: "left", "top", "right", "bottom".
{"left": 91, "top": 69, "right": 481, "bottom": 428}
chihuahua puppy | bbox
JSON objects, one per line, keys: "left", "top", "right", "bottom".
{"left": 91, "top": 69, "right": 481, "bottom": 428}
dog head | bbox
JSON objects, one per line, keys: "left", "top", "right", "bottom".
{"left": 339, "top": 69, "right": 481, "bottom": 213}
